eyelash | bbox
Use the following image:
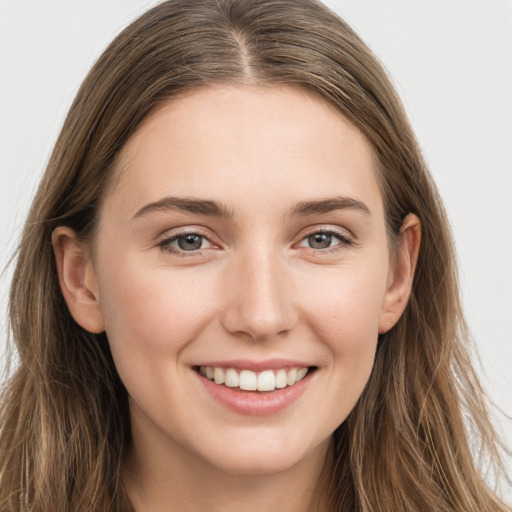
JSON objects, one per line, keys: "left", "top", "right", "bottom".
{"left": 298, "top": 228, "right": 354, "bottom": 254}
{"left": 157, "top": 227, "right": 354, "bottom": 256}
{"left": 157, "top": 229, "right": 213, "bottom": 256}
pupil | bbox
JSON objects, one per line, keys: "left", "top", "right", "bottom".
{"left": 178, "top": 234, "right": 202, "bottom": 251}
{"left": 309, "top": 233, "right": 332, "bottom": 249}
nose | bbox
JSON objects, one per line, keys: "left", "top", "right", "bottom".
{"left": 220, "top": 248, "right": 297, "bottom": 342}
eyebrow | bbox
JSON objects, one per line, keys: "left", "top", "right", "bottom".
{"left": 132, "top": 197, "right": 234, "bottom": 219}
{"left": 289, "top": 196, "right": 371, "bottom": 217}
{"left": 131, "top": 195, "right": 370, "bottom": 220}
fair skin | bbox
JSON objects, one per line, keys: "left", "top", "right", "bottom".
{"left": 53, "top": 85, "right": 421, "bottom": 512}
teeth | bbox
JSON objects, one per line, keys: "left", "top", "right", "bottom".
{"left": 287, "top": 368, "right": 297, "bottom": 386}
{"left": 257, "top": 370, "right": 275, "bottom": 391}
{"left": 225, "top": 368, "right": 239, "bottom": 388}
{"left": 239, "top": 370, "right": 257, "bottom": 391}
{"left": 213, "top": 367, "right": 225, "bottom": 385}
{"left": 275, "top": 369, "right": 287, "bottom": 389}
{"left": 296, "top": 367, "right": 308, "bottom": 382}
{"left": 199, "top": 365, "right": 311, "bottom": 391}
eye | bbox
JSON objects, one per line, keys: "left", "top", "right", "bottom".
{"left": 298, "top": 229, "right": 353, "bottom": 251}
{"left": 158, "top": 232, "right": 212, "bottom": 254}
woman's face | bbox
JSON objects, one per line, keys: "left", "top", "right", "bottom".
{"left": 60, "top": 85, "right": 415, "bottom": 475}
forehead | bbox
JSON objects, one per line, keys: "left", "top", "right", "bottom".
{"left": 104, "top": 84, "right": 383, "bottom": 219}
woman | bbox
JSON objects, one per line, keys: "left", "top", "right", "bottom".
{"left": 0, "top": 0, "right": 509, "bottom": 510}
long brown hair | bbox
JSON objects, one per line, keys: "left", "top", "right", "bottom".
{"left": 1, "top": 1, "right": 509, "bottom": 510}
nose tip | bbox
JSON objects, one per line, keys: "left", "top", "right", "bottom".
{"left": 220, "top": 254, "right": 296, "bottom": 341}
{"left": 223, "top": 295, "right": 293, "bottom": 342}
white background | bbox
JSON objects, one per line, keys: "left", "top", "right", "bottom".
{"left": 1, "top": 0, "right": 511, "bottom": 490}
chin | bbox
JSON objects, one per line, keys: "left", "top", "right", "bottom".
{"left": 196, "top": 430, "right": 328, "bottom": 477}
{"left": 209, "top": 452, "right": 307, "bottom": 476}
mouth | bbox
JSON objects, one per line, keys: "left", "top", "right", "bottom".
{"left": 194, "top": 365, "right": 317, "bottom": 392}
{"left": 193, "top": 360, "right": 318, "bottom": 415}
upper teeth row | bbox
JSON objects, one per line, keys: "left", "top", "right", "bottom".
{"left": 199, "top": 366, "right": 309, "bottom": 391}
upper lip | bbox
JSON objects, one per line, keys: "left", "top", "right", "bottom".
{"left": 194, "top": 358, "right": 314, "bottom": 372}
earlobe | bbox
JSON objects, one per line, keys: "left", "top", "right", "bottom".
{"left": 378, "top": 213, "right": 421, "bottom": 334}
{"left": 52, "top": 227, "right": 105, "bottom": 333}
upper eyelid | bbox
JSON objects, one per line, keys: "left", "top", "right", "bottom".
{"left": 296, "top": 224, "right": 354, "bottom": 241}
{"left": 157, "top": 225, "right": 216, "bottom": 242}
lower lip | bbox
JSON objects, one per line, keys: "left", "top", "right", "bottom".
{"left": 196, "top": 370, "right": 313, "bottom": 416}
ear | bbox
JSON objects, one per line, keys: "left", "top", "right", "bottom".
{"left": 378, "top": 213, "right": 421, "bottom": 334}
{"left": 52, "top": 227, "right": 105, "bottom": 333}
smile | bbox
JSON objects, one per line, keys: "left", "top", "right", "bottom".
{"left": 194, "top": 360, "right": 317, "bottom": 415}
{"left": 198, "top": 366, "right": 310, "bottom": 392}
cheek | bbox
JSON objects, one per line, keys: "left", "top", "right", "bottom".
{"left": 296, "top": 262, "right": 387, "bottom": 398}
{"left": 300, "top": 271, "right": 385, "bottom": 425}
{"left": 299, "top": 263, "right": 388, "bottom": 343}
{"left": 96, "top": 258, "right": 218, "bottom": 368}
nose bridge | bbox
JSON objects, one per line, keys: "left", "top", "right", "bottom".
{"left": 221, "top": 244, "right": 296, "bottom": 341}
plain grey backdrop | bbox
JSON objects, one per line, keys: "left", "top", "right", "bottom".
{"left": 1, "top": 0, "right": 511, "bottom": 491}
